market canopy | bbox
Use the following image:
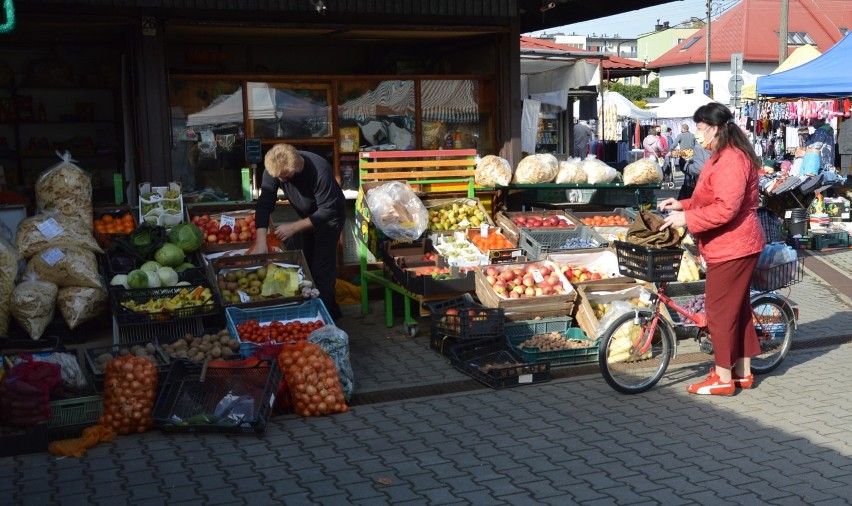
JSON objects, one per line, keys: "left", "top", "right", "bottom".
{"left": 186, "top": 83, "right": 277, "bottom": 126}
{"left": 652, "top": 93, "right": 719, "bottom": 119}
{"left": 572, "top": 91, "right": 656, "bottom": 120}
{"left": 757, "top": 34, "right": 852, "bottom": 99}
{"left": 521, "top": 47, "right": 601, "bottom": 109}
{"left": 742, "top": 44, "right": 822, "bottom": 100}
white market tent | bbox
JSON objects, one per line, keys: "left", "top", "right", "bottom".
{"left": 186, "top": 83, "right": 278, "bottom": 127}
{"left": 653, "top": 93, "right": 719, "bottom": 119}
{"left": 572, "top": 91, "right": 656, "bottom": 120}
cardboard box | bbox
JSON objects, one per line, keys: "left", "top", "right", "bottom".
{"left": 381, "top": 240, "right": 475, "bottom": 295}
{"left": 466, "top": 227, "right": 523, "bottom": 263}
{"left": 186, "top": 204, "right": 257, "bottom": 253}
{"left": 474, "top": 260, "right": 577, "bottom": 319}
{"left": 208, "top": 251, "right": 313, "bottom": 309}
{"left": 574, "top": 281, "right": 664, "bottom": 340}
{"left": 823, "top": 197, "right": 851, "bottom": 222}
{"left": 545, "top": 248, "right": 631, "bottom": 286}
{"left": 422, "top": 197, "right": 494, "bottom": 236}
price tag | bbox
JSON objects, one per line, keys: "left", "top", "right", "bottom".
{"left": 36, "top": 218, "right": 64, "bottom": 240}
{"left": 237, "top": 291, "right": 251, "bottom": 303}
{"left": 220, "top": 215, "right": 236, "bottom": 230}
{"left": 842, "top": 212, "right": 850, "bottom": 219}
{"left": 639, "top": 290, "right": 652, "bottom": 304}
{"left": 480, "top": 224, "right": 488, "bottom": 237}
{"left": 531, "top": 269, "right": 544, "bottom": 283}
{"left": 454, "top": 231, "right": 465, "bottom": 242}
{"left": 147, "top": 193, "right": 162, "bottom": 202}
{"left": 518, "top": 374, "right": 533, "bottom": 384}
{"left": 40, "top": 247, "right": 65, "bottom": 266}
{"left": 511, "top": 250, "right": 521, "bottom": 257}
{"left": 458, "top": 219, "right": 470, "bottom": 228}
{"left": 785, "top": 210, "right": 792, "bottom": 219}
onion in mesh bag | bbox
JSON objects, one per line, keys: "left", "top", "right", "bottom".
{"left": 475, "top": 155, "right": 512, "bottom": 186}
{"left": 36, "top": 152, "right": 93, "bottom": 229}
{"left": 555, "top": 158, "right": 587, "bottom": 184}
{"left": 16, "top": 211, "right": 102, "bottom": 259}
{"left": 11, "top": 274, "right": 58, "bottom": 340}
{"left": 512, "top": 153, "right": 559, "bottom": 183}
{"left": 57, "top": 286, "right": 108, "bottom": 330}
{"left": 623, "top": 158, "right": 663, "bottom": 185}
{"left": 25, "top": 246, "right": 102, "bottom": 288}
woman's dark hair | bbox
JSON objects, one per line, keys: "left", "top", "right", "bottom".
{"left": 693, "top": 102, "right": 761, "bottom": 168}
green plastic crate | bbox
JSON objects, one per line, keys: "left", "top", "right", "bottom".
{"left": 48, "top": 395, "right": 103, "bottom": 440}
{"left": 505, "top": 317, "right": 599, "bottom": 367}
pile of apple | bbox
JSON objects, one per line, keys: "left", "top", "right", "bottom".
{"left": 482, "top": 262, "right": 569, "bottom": 299}
{"left": 191, "top": 213, "right": 258, "bottom": 244}
{"left": 560, "top": 263, "right": 606, "bottom": 284}
{"left": 511, "top": 214, "right": 575, "bottom": 229}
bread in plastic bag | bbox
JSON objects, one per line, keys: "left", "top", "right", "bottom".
{"left": 623, "top": 158, "right": 663, "bottom": 185}
{"left": 36, "top": 151, "right": 94, "bottom": 229}
{"left": 308, "top": 325, "right": 355, "bottom": 401}
{"left": 0, "top": 233, "right": 20, "bottom": 337}
{"left": 581, "top": 156, "right": 618, "bottom": 184}
{"left": 475, "top": 155, "right": 512, "bottom": 186}
{"left": 16, "top": 210, "right": 102, "bottom": 259}
{"left": 365, "top": 181, "right": 428, "bottom": 241}
{"left": 25, "top": 245, "right": 102, "bottom": 288}
{"left": 11, "top": 272, "right": 58, "bottom": 340}
{"left": 555, "top": 158, "right": 587, "bottom": 184}
{"left": 512, "top": 153, "right": 559, "bottom": 183}
{"left": 57, "top": 286, "right": 108, "bottom": 330}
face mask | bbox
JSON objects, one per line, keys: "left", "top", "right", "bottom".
{"left": 695, "top": 127, "right": 713, "bottom": 149}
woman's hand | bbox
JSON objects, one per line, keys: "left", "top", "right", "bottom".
{"left": 660, "top": 210, "right": 686, "bottom": 231}
{"left": 274, "top": 223, "right": 299, "bottom": 242}
{"left": 657, "top": 198, "right": 683, "bottom": 212}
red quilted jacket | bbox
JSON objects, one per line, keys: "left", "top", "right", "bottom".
{"left": 680, "top": 147, "right": 765, "bottom": 263}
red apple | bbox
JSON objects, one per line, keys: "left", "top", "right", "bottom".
{"left": 501, "top": 270, "right": 515, "bottom": 282}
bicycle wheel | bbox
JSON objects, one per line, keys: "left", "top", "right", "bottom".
{"left": 750, "top": 295, "right": 795, "bottom": 374}
{"left": 598, "top": 310, "right": 675, "bottom": 394}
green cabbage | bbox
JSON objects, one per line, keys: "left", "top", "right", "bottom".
{"left": 168, "top": 223, "right": 204, "bottom": 253}
{"left": 174, "top": 262, "right": 195, "bottom": 273}
{"left": 110, "top": 274, "right": 129, "bottom": 289}
{"left": 154, "top": 243, "right": 185, "bottom": 268}
{"left": 157, "top": 266, "right": 179, "bottom": 287}
{"left": 127, "top": 269, "right": 148, "bottom": 289}
{"left": 145, "top": 270, "right": 161, "bottom": 288}
{"left": 141, "top": 260, "right": 161, "bottom": 273}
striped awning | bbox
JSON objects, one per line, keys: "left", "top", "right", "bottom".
{"left": 338, "top": 80, "right": 415, "bottom": 121}
{"left": 421, "top": 80, "right": 479, "bottom": 123}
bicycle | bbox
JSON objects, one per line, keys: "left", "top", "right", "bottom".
{"left": 598, "top": 241, "right": 801, "bottom": 394}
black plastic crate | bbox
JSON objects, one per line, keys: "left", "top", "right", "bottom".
{"left": 613, "top": 241, "right": 684, "bottom": 282}
{"left": 110, "top": 278, "right": 220, "bottom": 325}
{"left": 424, "top": 293, "right": 505, "bottom": 340}
{"left": 448, "top": 339, "right": 550, "bottom": 389}
{"left": 84, "top": 339, "right": 171, "bottom": 392}
{"left": 152, "top": 359, "right": 281, "bottom": 435}
{"left": 751, "top": 257, "right": 804, "bottom": 292}
{"left": 428, "top": 333, "right": 498, "bottom": 357}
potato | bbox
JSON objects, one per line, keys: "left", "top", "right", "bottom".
{"left": 228, "top": 340, "right": 239, "bottom": 351}
{"left": 218, "top": 329, "right": 230, "bottom": 338}
{"left": 95, "top": 352, "right": 113, "bottom": 364}
{"left": 221, "top": 347, "right": 233, "bottom": 358}
{"left": 219, "top": 335, "right": 230, "bottom": 346}
{"left": 192, "top": 352, "right": 205, "bottom": 362}
{"left": 211, "top": 346, "right": 222, "bottom": 358}
{"left": 175, "top": 350, "right": 187, "bottom": 359}
{"left": 145, "top": 343, "right": 156, "bottom": 355}
{"left": 183, "top": 333, "right": 194, "bottom": 344}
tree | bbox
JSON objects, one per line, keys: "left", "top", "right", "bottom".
{"left": 609, "top": 78, "right": 658, "bottom": 106}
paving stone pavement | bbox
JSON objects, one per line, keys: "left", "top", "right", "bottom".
{"left": 3, "top": 248, "right": 852, "bottom": 505}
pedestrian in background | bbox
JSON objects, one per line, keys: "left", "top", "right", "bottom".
{"left": 664, "top": 127, "right": 675, "bottom": 151}
{"left": 642, "top": 126, "right": 664, "bottom": 160}
{"left": 658, "top": 102, "right": 765, "bottom": 395}
{"left": 573, "top": 120, "right": 593, "bottom": 159}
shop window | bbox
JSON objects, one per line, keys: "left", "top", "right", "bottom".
{"left": 337, "top": 79, "right": 415, "bottom": 151}
{"left": 421, "top": 79, "right": 489, "bottom": 153}
{"left": 246, "top": 82, "right": 331, "bottom": 140}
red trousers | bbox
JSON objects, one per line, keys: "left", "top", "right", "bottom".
{"left": 705, "top": 253, "right": 761, "bottom": 369}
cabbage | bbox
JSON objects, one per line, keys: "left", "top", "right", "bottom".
{"left": 154, "top": 243, "right": 185, "bottom": 268}
{"left": 110, "top": 274, "right": 129, "bottom": 289}
{"left": 157, "top": 266, "right": 179, "bottom": 287}
{"left": 174, "top": 262, "right": 195, "bottom": 273}
{"left": 141, "top": 260, "right": 161, "bottom": 273}
{"left": 168, "top": 223, "right": 204, "bottom": 253}
{"left": 145, "top": 270, "right": 161, "bottom": 288}
{"left": 127, "top": 269, "right": 148, "bottom": 289}
{"left": 176, "top": 281, "right": 191, "bottom": 286}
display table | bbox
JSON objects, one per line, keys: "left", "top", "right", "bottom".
{"left": 497, "top": 183, "right": 661, "bottom": 210}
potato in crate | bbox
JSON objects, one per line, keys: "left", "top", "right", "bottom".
{"left": 424, "top": 293, "right": 505, "bottom": 341}
{"left": 84, "top": 338, "right": 171, "bottom": 392}
{"left": 225, "top": 298, "right": 334, "bottom": 358}
{"left": 505, "top": 317, "right": 599, "bottom": 367}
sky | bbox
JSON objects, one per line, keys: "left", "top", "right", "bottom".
{"left": 525, "top": 0, "right": 740, "bottom": 39}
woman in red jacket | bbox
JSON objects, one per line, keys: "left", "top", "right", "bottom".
{"left": 658, "top": 102, "right": 766, "bottom": 395}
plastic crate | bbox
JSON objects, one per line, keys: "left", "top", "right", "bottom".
{"left": 152, "top": 359, "right": 281, "bottom": 435}
{"left": 519, "top": 227, "right": 608, "bottom": 260}
{"left": 47, "top": 395, "right": 104, "bottom": 440}
{"left": 507, "top": 327, "right": 599, "bottom": 367}
{"left": 751, "top": 257, "right": 804, "bottom": 292}
{"left": 225, "top": 299, "right": 333, "bottom": 358}
{"left": 110, "top": 279, "right": 220, "bottom": 325}
{"left": 84, "top": 339, "right": 171, "bottom": 392}
{"left": 448, "top": 340, "right": 550, "bottom": 389}
{"left": 429, "top": 333, "right": 498, "bottom": 357}
{"left": 809, "top": 230, "right": 850, "bottom": 250}
{"left": 424, "top": 293, "right": 505, "bottom": 341}
{"left": 613, "top": 241, "right": 684, "bottom": 282}
{"left": 114, "top": 316, "right": 205, "bottom": 344}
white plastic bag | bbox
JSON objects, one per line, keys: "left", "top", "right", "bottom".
{"left": 11, "top": 272, "right": 58, "bottom": 340}
{"left": 512, "top": 153, "right": 559, "bottom": 183}
{"left": 475, "top": 155, "right": 512, "bottom": 186}
{"left": 581, "top": 156, "right": 617, "bottom": 184}
{"left": 365, "top": 182, "right": 428, "bottom": 241}
{"left": 623, "top": 158, "right": 663, "bottom": 185}
{"left": 555, "top": 158, "right": 587, "bottom": 184}
{"left": 35, "top": 151, "right": 93, "bottom": 229}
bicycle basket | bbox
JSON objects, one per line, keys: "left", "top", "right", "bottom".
{"left": 613, "top": 241, "right": 684, "bottom": 282}
{"left": 751, "top": 257, "right": 804, "bottom": 291}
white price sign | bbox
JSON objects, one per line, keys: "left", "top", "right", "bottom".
{"left": 531, "top": 269, "right": 544, "bottom": 283}
{"left": 220, "top": 215, "right": 236, "bottom": 230}
{"left": 480, "top": 224, "right": 488, "bottom": 237}
{"left": 237, "top": 291, "right": 251, "bottom": 303}
{"left": 40, "top": 247, "right": 65, "bottom": 266}
{"left": 454, "top": 231, "right": 466, "bottom": 242}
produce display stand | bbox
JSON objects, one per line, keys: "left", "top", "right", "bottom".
{"left": 496, "top": 182, "right": 661, "bottom": 211}
{"left": 356, "top": 149, "right": 486, "bottom": 335}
